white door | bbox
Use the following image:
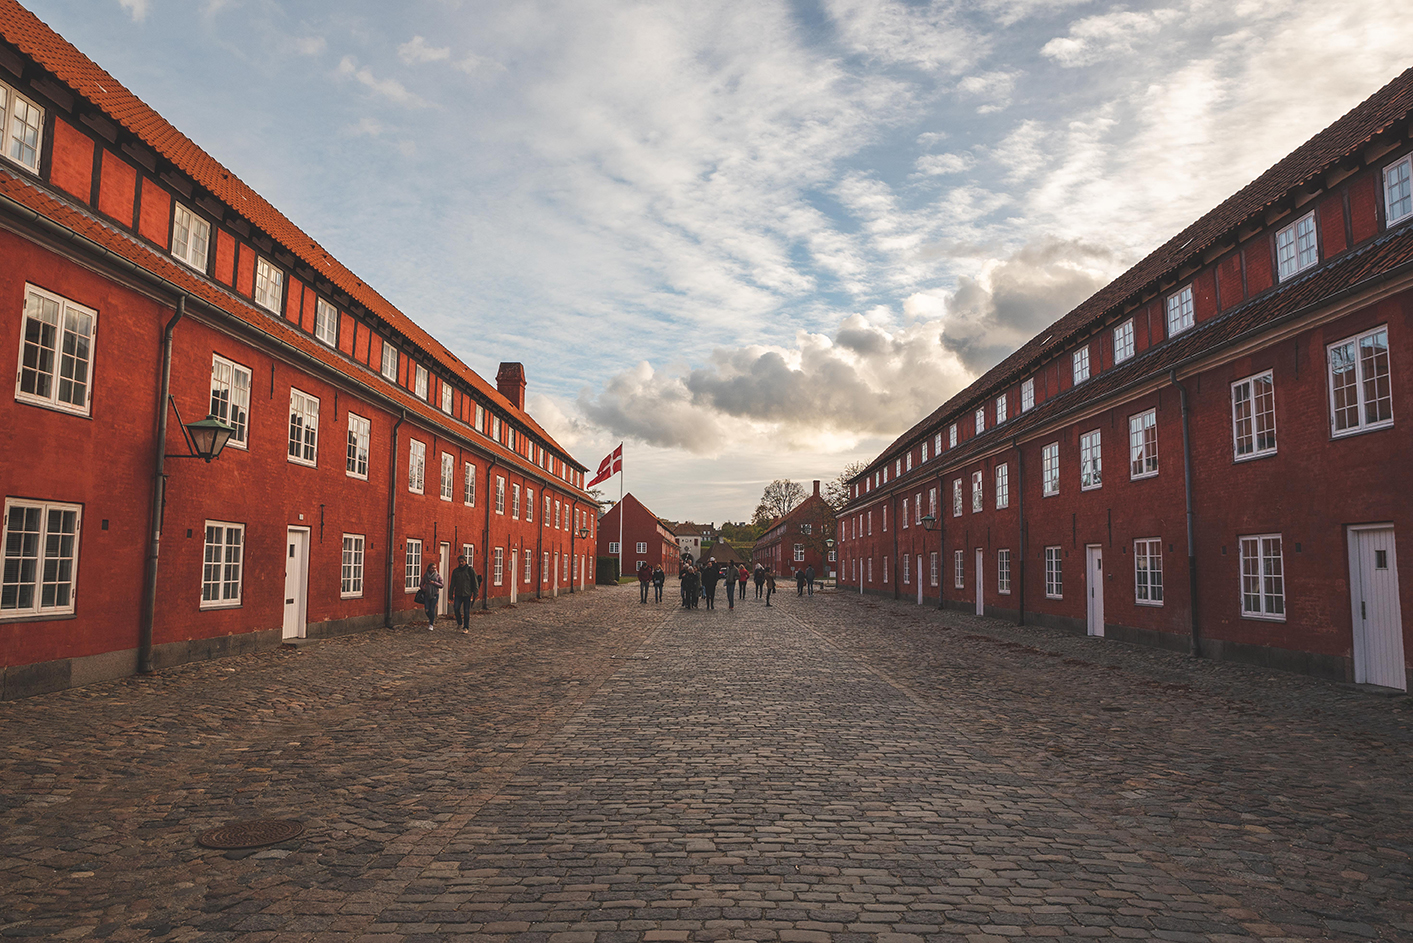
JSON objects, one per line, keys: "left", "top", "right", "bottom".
{"left": 975, "top": 548, "right": 984, "bottom": 616}
{"left": 510, "top": 550, "right": 518, "bottom": 603}
{"left": 438, "top": 543, "right": 450, "bottom": 616}
{"left": 282, "top": 528, "right": 309, "bottom": 640}
{"left": 553, "top": 552, "right": 560, "bottom": 596}
{"left": 917, "top": 556, "right": 923, "bottom": 605}
{"left": 1350, "top": 526, "right": 1406, "bottom": 691}
{"left": 1086, "top": 545, "right": 1104, "bottom": 637}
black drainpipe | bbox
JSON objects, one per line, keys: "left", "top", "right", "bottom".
{"left": 1016, "top": 438, "right": 1026, "bottom": 627}
{"left": 482, "top": 457, "right": 498, "bottom": 609}
{"left": 891, "top": 492, "right": 900, "bottom": 600}
{"left": 139, "top": 295, "right": 185, "bottom": 674}
{"left": 384, "top": 409, "right": 406, "bottom": 628}
{"left": 1171, "top": 369, "right": 1201, "bottom": 657}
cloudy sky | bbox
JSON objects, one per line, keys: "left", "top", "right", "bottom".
{"left": 32, "top": 0, "right": 1413, "bottom": 522}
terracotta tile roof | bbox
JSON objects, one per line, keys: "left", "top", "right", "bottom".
{"left": 868, "top": 65, "right": 1413, "bottom": 475}
{"left": 0, "top": 0, "right": 583, "bottom": 472}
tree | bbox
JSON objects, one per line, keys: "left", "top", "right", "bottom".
{"left": 751, "top": 479, "right": 806, "bottom": 525}
{"left": 823, "top": 461, "right": 867, "bottom": 509}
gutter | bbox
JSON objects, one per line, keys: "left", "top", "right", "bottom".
{"left": 384, "top": 409, "right": 405, "bottom": 628}
{"left": 138, "top": 295, "right": 185, "bottom": 674}
{"left": 482, "top": 457, "right": 497, "bottom": 609}
{"left": 1015, "top": 436, "right": 1025, "bottom": 627}
{"left": 1170, "top": 370, "right": 1200, "bottom": 657}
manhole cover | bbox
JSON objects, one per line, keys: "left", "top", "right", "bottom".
{"left": 197, "top": 819, "right": 304, "bottom": 849}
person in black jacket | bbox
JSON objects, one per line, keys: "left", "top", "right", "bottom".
{"left": 651, "top": 565, "right": 665, "bottom": 602}
{"left": 449, "top": 555, "right": 479, "bottom": 631}
{"left": 796, "top": 568, "right": 807, "bottom": 596}
{"left": 701, "top": 558, "right": 721, "bottom": 610}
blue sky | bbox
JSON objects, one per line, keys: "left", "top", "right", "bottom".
{"left": 30, "top": 0, "right": 1413, "bottom": 522}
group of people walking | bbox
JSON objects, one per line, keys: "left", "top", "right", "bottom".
{"left": 416, "top": 554, "right": 481, "bottom": 631}
{"left": 639, "top": 559, "right": 800, "bottom": 610}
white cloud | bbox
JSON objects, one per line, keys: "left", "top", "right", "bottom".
{"left": 294, "top": 36, "right": 327, "bottom": 57}
{"left": 398, "top": 35, "right": 450, "bottom": 64}
{"left": 825, "top": 0, "right": 985, "bottom": 74}
{"left": 914, "top": 152, "right": 974, "bottom": 176}
{"left": 454, "top": 53, "right": 506, "bottom": 75}
{"left": 336, "top": 56, "right": 429, "bottom": 107}
{"left": 1041, "top": 8, "right": 1183, "bottom": 68}
{"left": 117, "top": 0, "right": 148, "bottom": 22}
{"left": 957, "top": 70, "right": 1019, "bottom": 113}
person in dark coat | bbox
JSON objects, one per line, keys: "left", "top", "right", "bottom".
{"left": 449, "top": 554, "right": 478, "bottom": 631}
{"left": 753, "top": 564, "right": 766, "bottom": 598}
{"left": 638, "top": 561, "right": 651, "bottom": 603}
{"left": 652, "top": 565, "right": 665, "bottom": 603}
{"left": 796, "top": 568, "right": 807, "bottom": 596}
{"left": 419, "top": 562, "right": 443, "bottom": 630}
{"left": 764, "top": 567, "right": 777, "bottom": 607}
{"left": 701, "top": 558, "right": 721, "bottom": 610}
{"left": 805, "top": 564, "right": 815, "bottom": 596}
{"left": 724, "top": 561, "right": 736, "bottom": 609}
{"left": 683, "top": 566, "right": 701, "bottom": 609}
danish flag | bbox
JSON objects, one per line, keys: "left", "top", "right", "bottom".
{"left": 587, "top": 443, "right": 622, "bottom": 487}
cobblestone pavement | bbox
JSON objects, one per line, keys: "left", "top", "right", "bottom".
{"left": 2, "top": 585, "right": 1409, "bottom": 942}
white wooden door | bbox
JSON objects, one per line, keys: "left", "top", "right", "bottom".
{"left": 1351, "top": 526, "right": 1406, "bottom": 691}
{"left": 510, "top": 550, "right": 518, "bottom": 603}
{"left": 282, "top": 528, "right": 309, "bottom": 640}
{"left": 438, "top": 543, "right": 450, "bottom": 616}
{"left": 1086, "top": 545, "right": 1104, "bottom": 637}
{"left": 974, "top": 549, "right": 984, "bottom": 616}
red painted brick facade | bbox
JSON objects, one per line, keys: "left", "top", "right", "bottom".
{"left": 597, "top": 493, "right": 680, "bottom": 579}
{"left": 753, "top": 483, "right": 837, "bottom": 579}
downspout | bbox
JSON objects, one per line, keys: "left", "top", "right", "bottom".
{"left": 536, "top": 487, "right": 544, "bottom": 599}
{"left": 384, "top": 409, "right": 406, "bottom": 628}
{"left": 891, "top": 493, "right": 900, "bottom": 600}
{"left": 138, "top": 295, "right": 185, "bottom": 674}
{"left": 1016, "top": 438, "right": 1026, "bottom": 627}
{"left": 482, "top": 457, "right": 497, "bottom": 609}
{"left": 1171, "top": 370, "right": 1201, "bottom": 657}
{"left": 936, "top": 474, "right": 946, "bottom": 611}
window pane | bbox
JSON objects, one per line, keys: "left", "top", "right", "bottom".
{"left": 1359, "top": 330, "right": 1392, "bottom": 425}
{"left": 1329, "top": 340, "right": 1359, "bottom": 431}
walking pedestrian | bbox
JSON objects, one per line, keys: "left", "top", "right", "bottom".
{"left": 737, "top": 565, "right": 748, "bottom": 601}
{"left": 764, "top": 567, "right": 776, "bottom": 607}
{"left": 449, "top": 554, "right": 478, "bottom": 632}
{"left": 805, "top": 564, "right": 815, "bottom": 596}
{"left": 652, "top": 565, "right": 665, "bottom": 603}
{"left": 702, "top": 558, "right": 720, "bottom": 610}
{"left": 638, "top": 561, "right": 651, "bottom": 604}
{"left": 724, "top": 565, "right": 736, "bottom": 609}
{"left": 419, "top": 561, "right": 443, "bottom": 630}
{"left": 754, "top": 564, "right": 765, "bottom": 599}
{"left": 796, "top": 567, "right": 807, "bottom": 596}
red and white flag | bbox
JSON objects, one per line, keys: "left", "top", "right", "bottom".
{"left": 587, "top": 443, "right": 622, "bottom": 487}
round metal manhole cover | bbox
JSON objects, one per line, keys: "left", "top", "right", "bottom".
{"left": 197, "top": 818, "right": 305, "bottom": 849}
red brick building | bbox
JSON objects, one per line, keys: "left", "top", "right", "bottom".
{"left": 0, "top": 2, "right": 595, "bottom": 699}
{"left": 753, "top": 481, "right": 837, "bottom": 579}
{"left": 839, "top": 69, "right": 1413, "bottom": 691}
{"left": 598, "top": 493, "right": 679, "bottom": 579}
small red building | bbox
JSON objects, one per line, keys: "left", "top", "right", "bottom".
{"left": 598, "top": 493, "right": 679, "bottom": 579}
{"left": 752, "top": 481, "right": 837, "bottom": 579}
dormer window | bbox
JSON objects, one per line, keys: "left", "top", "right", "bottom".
{"left": 381, "top": 342, "right": 398, "bottom": 380}
{"left": 0, "top": 80, "right": 43, "bottom": 173}
{"left": 949, "top": 423, "right": 958, "bottom": 448}
{"left": 441, "top": 382, "right": 453, "bottom": 414}
{"left": 171, "top": 205, "right": 210, "bottom": 271}
{"left": 1114, "top": 319, "right": 1135, "bottom": 363}
{"left": 1385, "top": 155, "right": 1412, "bottom": 227}
{"left": 253, "top": 257, "right": 284, "bottom": 312}
{"left": 414, "top": 364, "right": 428, "bottom": 400}
{"left": 1165, "top": 286, "right": 1194, "bottom": 337}
{"left": 1276, "top": 211, "right": 1317, "bottom": 281}
{"left": 1073, "top": 346, "right": 1090, "bottom": 384}
{"left": 314, "top": 298, "right": 338, "bottom": 347}
{"left": 995, "top": 393, "right": 1007, "bottom": 424}
{"left": 974, "top": 407, "right": 985, "bottom": 435}
{"left": 1021, "top": 378, "right": 1034, "bottom": 412}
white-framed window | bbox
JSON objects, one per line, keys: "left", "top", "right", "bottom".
{"left": 794, "top": 543, "right": 805, "bottom": 562}
{"left": 608, "top": 541, "right": 620, "bottom": 555}
{"left": 1231, "top": 371, "right": 1276, "bottom": 459}
{"left": 526, "top": 488, "right": 534, "bottom": 523}
{"left": 0, "top": 80, "right": 43, "bottom": 172}
{"left": 555, "top": 500, "right": 561, "bottom": 529}
{"left": 929, "top": 487, "right": 937, "bottom": 520}
{"left": 512, "top": 483, "right": 521, "bottom": 518}
{"left": 895, "top": 458, "right": 902, "bottom": 477}
{"left": 523, "top": 551, "right": 532, "bottom": 584}
{"left": 492, "top": 416, "right": 501, "bottom": 441}
{"left": 543, "top": 551, "right": 550, "bottom": 583}
{"left": 1328, "top": 326, "right": 1393, "bottom": 436}
{"left": 1129, "top": 409, "right": 1158, "bottom": 479}
{"left": 954, "top": 549, "right": 964, "bottom": 589}
{"left": 995, "top": 463, "right": 1009, "bottom": 509}
{"left": 201, "top": 521, "right": 244, "bottom": 608}
{"left": 16, "top": 285, "right": 96, "bottom": 416}
{"left": 997, "top": 549, "right": 1011, "bottom": 595}
{"left": 930, "top": 551, "right": 938, "bottom": 587}
{"left": 408, "top": 439, "right": 425, "bottom": 494}
{"left": 2, "top": 499, "right": 81, "bottom": 616}
{"left": 1276, "top": 211, "right": 1318, "bottom": 281}
{"left": 405, "top": 539, "right": 422, "bottom": 592}
{"left": 253, "top": 256, "right": 283, "bottom": 313}
{"left": 475, "top": 404, "right": 485, "bottom": 433}
{"left": 995, "top": 393, "right": 1007, "bottom": 425}
{"left": 171, "top": 204, "right": 211, "bottom": 271}
{"left": 414, "top": 365, "right": 429, "bottom": 400}
{"left": 1134, "top": 538, "right": 1163, "bottom": 605}
{"left": 971, "top": 470, "right": 983, "bottom": 513}
{"left": 493, "top": 548, "right": 504, "bottom": 586}
{"left": 933, "top": 432, "right": 942, "bottom": 455}
{"left": 544, "top": 494, "right": 551, "bottom": 523}
{"left": 1114, "top": 319, "right": 1135, "bottom": 364}
{"left": 1073, "top": 347, "right": 1090, "bottom": 385}
{"left": 952, "top": 478, "right": 962, "bottom": 517}
{"left": 868, "top": 558, "right": 873, "bottom": 583}
{"left": 1166, "top": 286, "right": 1194, "bottom": 337}
{"left": 635, "top": 541, "right": 647, "bottom": 554}
{"left": 1045, "top": 547, "right": 1062, "bottom": 598}
{"left": 381, "top": 342, "right": 398, "bottom": 381}
{"left": 920, "top": 442, "right": 928, "bottom": 463}
{"left": 1240, "top": 534, "right": 1285, "bottom": 620}
{"left": 346, "top": 412, "right": 370, "bottom": 479}
{"left": 287, "top": 388, "right": 319, "bottom": 466}
{"left": 440, "top": 453, "right": 454, "bottom": 501}
{"left": 1021, "top": 378, "right": 1035, "bottom": 412}
{"left": 441, "top": 383, "right": 453, "bottom": 415}
{"left": 1080, "top": 429, "right": 1102, "bottom": 490}
{"left": 314, "top": 298, "right": 338, "bottom": 347}
{"left": 883, "top": 555, "right": 889, "bottom": 584}
{"left": 1386, "top": 154, "right": 1413, "bottom": 227}
{"left": 495, "top": 476, "right": 506, "bottom": 515}
{"left": 902, "top": 497, "right": 909, "bottom": 528}
{"left": 902, "top": 553, "right": 910, "bottom": 583}
{"left": 1042, "top": 442, "right": 1060, "bottom": 496}
{"left": 464, "top": 543, "right": 476, "bottom": 571}
{"left": 210, "top": 354, "right": 250, "bottom": 448}
{"left": 975, "top": 407, "right": 985, "bottom": 435}
{"left": 827, "top": 550, "right": 836, "bottom": 563}
{"left": 912, "top": 495, "right": 921, "bottom": 526}
{"left": 949, "top": 423, "right": 958, "bottom": 448}
{"left": 341, "top": 534, "right": 365, "bottom": 598}
{"left": 882, "top": 505, "right": 888, "bottom": 531}
{"left": 906, "top": 452, "right": 913, "bottom": 472}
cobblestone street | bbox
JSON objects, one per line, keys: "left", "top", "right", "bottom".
{"left": 2, "top": 585, "right": 1410, "bottom": 942}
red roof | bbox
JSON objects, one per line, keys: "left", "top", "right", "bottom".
{"left": 0, "top": 0, "right": 583, "bottom": 472}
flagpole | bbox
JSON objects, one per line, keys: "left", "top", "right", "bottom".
{"left": 618, "top": 450, "right": 624, "bottom": 580}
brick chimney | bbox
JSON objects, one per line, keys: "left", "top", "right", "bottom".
{"left": 496, "top": 362, "right": 526, "bottom": 410}
{"left": 813, "top": 479, "right": 820, "bottom": 497}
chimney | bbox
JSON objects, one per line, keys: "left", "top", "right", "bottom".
{"left": 813, "top": 479, "right": 820, "bottom": 497}
{"left": 496, "top": 362, "right": 526, "bottom": 410}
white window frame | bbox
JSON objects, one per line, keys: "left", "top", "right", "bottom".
{"left": 997, "top": 549, "right": 1011, "bottom": 595}
{"left": 794, "top": 543, "right": 805, "bottom": 563}
{"left": 464, "top": 463, "right": 476, "bottom": 506}
{"left": 1042, "top": 442, "right": 1060, "bottom": 496}
{"left": 512, "top": 483, "right": 521, "bottom": 519}
{"left": 954, "top": 549, "right": 964, "bottom": 589}
{"left": 902, "top": 553, "right": 910, "bottom": 584}
{"left": 902, "top": 497, "right": 909, "bottom": 529}
{"left": 930, "top": 551, "right": 938, "bottom": 587}
{"left": 1240, "top": 534, "right": 1285, "bottom": 620}
{"left": 475, "top": 404, "right": 485, "bottom": 432}
{"left": 524, "top": 550, "right": 533, "bottom": 584}
{"left": 971, "top": 470, "right": 983, "bottom": 513}
{"left": 995, "top": 393, "right": 1007, "bottom": 425}
{"left": 201, "top": 520, "right": 244, "bottom": 609}
{"left": 636, "top": 541, "right": 648, "bottom": 554}
{"left": 525, "top": 488, "right": 534, "bottom": 523}
{"left": 608, "top": 541, "right": 620, "bottom": 555}
{"left": 906, "top": 452, "right": 913, "bottom": 472}
{"left": 408, "top": 439, "right": 426, "bottom": 494}
{"left": 1385, "top": 154, "right": 1413, "bottom": 227}
{"left": 381, "top": 342, "right": 398, "bottom": 381}
{"left": 209, "top": 353, "right": 251, "bottom": 449}
{"left": 929, "top": 487, "right": 937, "bottom": 520}
{"left": 1114, "top": 319, "right": 1135, "bottom": 364}
{"left": 495, "top": 476, "right": 506, "bottom": 515}
{"left": 995, "top": 463, "right": 1009, "bottom": 510}
{"left": 1327, "top": 326, "right": 1394, "bottom": 437}
{"left": 974, "top": 407, "right": 985, "bottom": 435}
{"left": 405, "top": 539, "right": 422, "bottom": 592}
{"left": 440, "top": 452, "right": 454, "bottom": 501}
{"left": 952, "top": 479, "right": 962, "bottom": 517}
{"left": 1045, "top": 546, "right": 1062, "bottom": 599}
{"left": 492, "top": 416, "right": 501, "bottom": 440}
{"left": 414, "top": 365, "right": 429, "bottom": 401}
{"left": 1080, "top": 429, "right": 1102, "bottom": 491}
{"left": 933, "top": 432, "right": 942, "bottom": 455}
{"left": 493, "top": 548, "right": 505, "bottom": 586}
{"left": 314, "top": 298, "right": 338, "bottom": 347}
{"left": 1165, "top": 286, "right": 1194, "bottom": 337}
{"left": 1129, "top": 409, "right": 1158, "bottom": 479}
{"left": 2, "top": 498, "right": 82, "bottom": 617}
{"left": 346, "top": 412, "right": 370, "bottom": 479}
{"left": 0, "top": 80, "right": 43, "bottom": 173}
{"left": 442, "top": 383, "right": 454, "bottom": 415}
{"left": 287, "top": 388, "right": 319, "bottom": 467}
{"left": 341, "top": 534, "right": 365, "bottom": 599}
{"left": 1021, "top": 378, "right": 1035, "bottom": 412}
{"left": 16, "top": 285, "right": 97, "bottom": 416}
{"left": 949, "top": 423, "right": 958, "bottom": 448}
{"left": 1072, "top": 346, "right": 1090, "bottom": 385}
{"left": 1134, "top": 538, "right": 1163, "bottom": 606}
{"left": 1276, "top": 211, "right": 1318, "bottom": 282}
{"left": 171, "top": 204, "right": 211, "bottom": 271}
{"left": 253, "top": 256, "right": 284, "bottom": 313}
{"left": 1231, "top": 371, "right": 1277, "bottom": 460}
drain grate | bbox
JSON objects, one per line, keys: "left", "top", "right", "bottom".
{"left": 197, "top": 818, "right": 305, "bottom": 849}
